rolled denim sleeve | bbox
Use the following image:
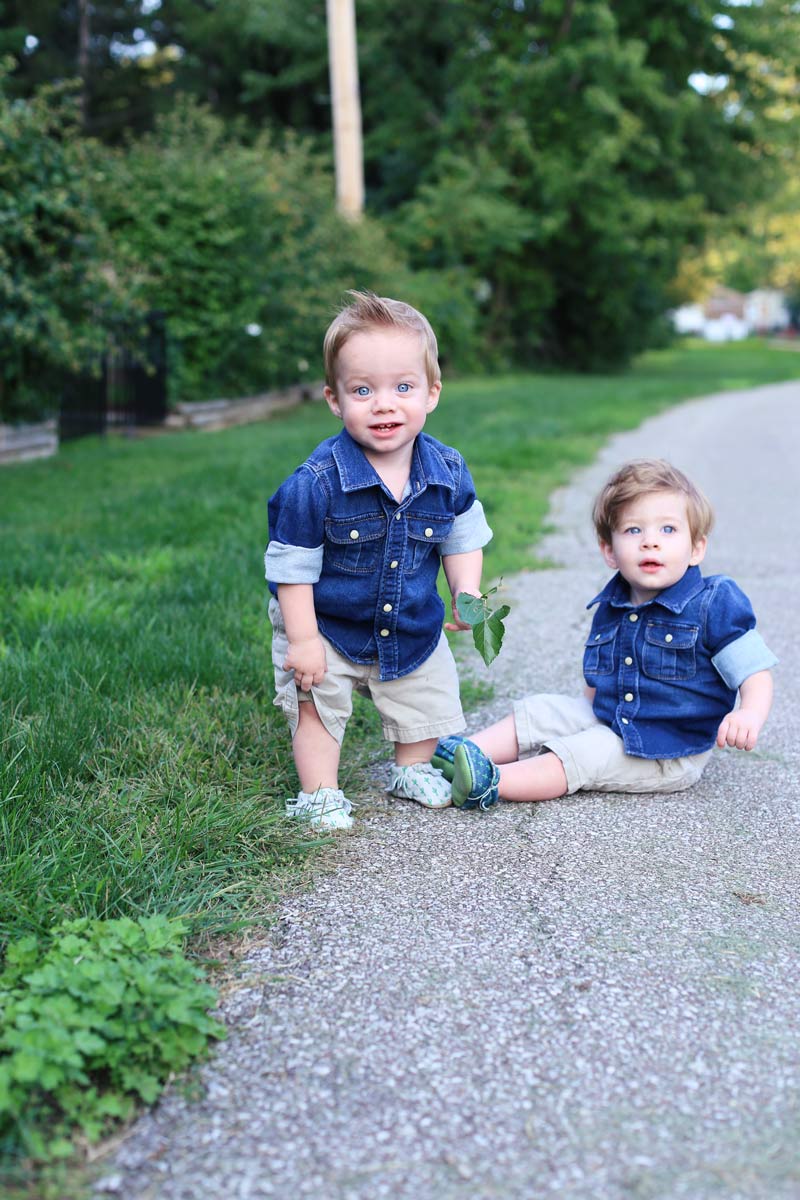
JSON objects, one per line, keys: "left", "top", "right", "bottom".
{"left": 712, "top": 629, "right": 778, "bottom": 689}
{"left": 264, "top": 541, "right": 323, "bottom": 584}
{"left": 440, "top": 500, "right": 493, "bottom": 556}
{"left": 265, "top": 467, "right": 327, "bottom": 584}
{"left": 706, "top": 576, "right": 778, "bottom": 688}
{"left": 440, "top": 456, "right": 493, "bottom": 555}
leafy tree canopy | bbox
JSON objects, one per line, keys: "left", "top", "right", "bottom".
{"left": 1, "top": 0, "right": 798, "bottom": 374}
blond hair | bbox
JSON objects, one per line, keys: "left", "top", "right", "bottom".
{"left": 323, "top": 291, "right": 440, "bottom": 389}
{"left": 592, "top": 459, "right": 714, "bottom": 545}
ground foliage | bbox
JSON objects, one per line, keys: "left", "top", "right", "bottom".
{"left": 0, "top": 915, "right": 224, "bottom": 1166}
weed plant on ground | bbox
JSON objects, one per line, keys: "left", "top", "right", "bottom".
{"left": 1, "top": 339, "right": 798, "bottom": 950}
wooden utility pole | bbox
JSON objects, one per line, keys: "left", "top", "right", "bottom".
{"left": 326, "top": 0, "right": 364, "bottom": 220}
{"left": 78, "top": 0, "right": 90, "bottom": 128}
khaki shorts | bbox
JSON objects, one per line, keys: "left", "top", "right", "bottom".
{"left": 269, "top": 597, "right": 465, "bottom": 746}
{"left": 513, "top": 692, "right": 712, "bottom": 795}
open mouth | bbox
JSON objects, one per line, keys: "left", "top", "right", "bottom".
{"left": 639, "top": 559, "right": 663, "bottom": 570}
{"left": 371, "top": 423, "right": 401, "bottom": 432}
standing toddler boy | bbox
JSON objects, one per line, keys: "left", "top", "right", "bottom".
{"left": 266, "top": 292, "right": 492, "bottom": 828}
{"left": 433, "top": 459, "right": 776, "bottom": 808}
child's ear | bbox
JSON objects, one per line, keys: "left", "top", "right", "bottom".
{"left": 425, "top": 381, "right": 442, "bottom": 413}
{"left": 599, "top": 539, "right": 617, "bottom": 570}
{"left": 324, "top": 386, "right": 342, "bottom": 419}
{"left": 689, "top": 535, "right": 708, "bottom": 566}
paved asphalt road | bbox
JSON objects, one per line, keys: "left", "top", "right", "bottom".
{"left": 99, "top": 380, "right": 800, "bottom": 1200}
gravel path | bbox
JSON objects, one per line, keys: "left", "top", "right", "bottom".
{"left": 99, "top": 380, "right": 800, "bottom": 1200}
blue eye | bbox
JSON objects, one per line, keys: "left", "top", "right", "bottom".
{"left": 662, "top": 525, "right": 676, "bottom": 534}
{"left": 355, "top": 386, "right": 370, "bottom": 397}
{"left": 625, "top": 526, "right": 641, "bottom": 535}
{"left": 397, "top": 382, "right": 410, "bottom": 393}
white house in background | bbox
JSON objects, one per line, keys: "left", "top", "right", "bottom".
{"left": 672, "top": 303, "right": 706, "bottom": 335}
{"left": 670, "top": 286, "right": 791, "bottom": 341}
{"left": 744, "top": 289, "right": 791, "bottom": 332}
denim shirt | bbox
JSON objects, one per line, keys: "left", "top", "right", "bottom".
{"left": 584, "top": 566, "right": 777, "bottom": 759}
{"left": 265, "top": 428, "right": 492, "bottom": 680}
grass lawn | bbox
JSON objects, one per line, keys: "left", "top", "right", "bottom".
{"left": 2, "top": 339, "right": 799, "bottom": 951}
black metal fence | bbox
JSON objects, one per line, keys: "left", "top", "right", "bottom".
{"left": 59, "top": 312, "right": 168, "bottom": 441}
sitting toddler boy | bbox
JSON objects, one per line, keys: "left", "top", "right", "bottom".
{"left": 433, "top": 459, "right": 777, "bottom": 809}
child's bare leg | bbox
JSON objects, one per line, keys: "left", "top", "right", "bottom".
{"left": 293, "top": 700, "right": 341, "bottom": 792}
{"left": 498, "top": 751, "right": 567, "bottom": 802}
{"left": 395, "top": 737, "right": 438, "bottom": 766}
{"left": 471, "top": 714, "right": 520, "bottom": 764}
{"left": 471, "top": 714, "right": 567, "bottom": 799}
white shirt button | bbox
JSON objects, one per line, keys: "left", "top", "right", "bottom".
{"left": 665, "top": 633, "right": 673, "bottom": 643}
{"left": 349, "top": 529, "right": 359, "bottom": 540}
{"left": 595, "top": 634, "right": 601, "bottom": 641}
{"left": 383, "top": 604, "right": 392, "bottom": 612}
{"left": 380, "top": 628, "right": 390, "bottom": 637}
{"left": 621, "top": 717, "right": 629, "bottom": 725}
{"left": 629, "top": 613, "right": 638, "bottom": 622}
{"left": 624, "top": 692, "right": 634, "bottom": 702}
{"left": 625, "top": 656, "right": 633, "bottom": 665}
{"left": 390, "top": 560, "right": 398, "bottom": 569}
{"left": 395, "top": 513, "right": 402, "bottom": 521}
{"left": 424, "top": 527, "right": 433, "bottom": 537}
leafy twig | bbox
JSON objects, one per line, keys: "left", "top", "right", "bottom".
{"left": 456, "top": 584, "right": 511, "bottom": 667}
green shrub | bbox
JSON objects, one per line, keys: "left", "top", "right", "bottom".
{"left": 0, "top": 915, "right": 225, "bottom": 1164}
{"left": 0, "top": 64, "right": 132, "bottom": 424}
{"left": 94, "top": 100, "right": 409, "bottom": 404}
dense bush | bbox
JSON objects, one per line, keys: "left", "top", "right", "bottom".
{"left": 0, "top": 66, "right": 131, "bottom": 423}
{"left": 1, "top": 79, "right": 481, "bottom": 418}
{"left": 93, "top": 102, "right": 416, "bottom": 404}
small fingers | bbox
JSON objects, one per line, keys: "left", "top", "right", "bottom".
{"left": 739, "top": 727, "right": 758, "bottom": 751}
{"left": 719, "top": 720, "right": 758, "bottom": 751}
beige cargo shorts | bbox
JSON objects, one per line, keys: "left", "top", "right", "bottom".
{"left": 513, "top": 692, "right": 711, "bottom": 795}
{"left": 269, "top": 597, "right": 466, "bottom": 745}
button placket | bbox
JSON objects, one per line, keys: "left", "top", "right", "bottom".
{"left": 617, "top": 609, "right": 641, "bottom": 742}
{"left": 375, "top": 503, "right": 406, "bottom": 677}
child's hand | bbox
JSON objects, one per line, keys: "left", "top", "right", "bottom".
{"left": 716, "top": 708, "right": 765, "bottom": 751}
{"left": 444, "top": 590, "right": 481, "bottom": 632}
{"left": 283, "top": 636, "right": 327, "bottom": 692}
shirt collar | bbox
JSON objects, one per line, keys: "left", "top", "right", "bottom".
{"left": 331, "top": 429, "right": 456, "bottom": 494}
{"left": 587, "top": 565, "right": 706, "bottom": 613}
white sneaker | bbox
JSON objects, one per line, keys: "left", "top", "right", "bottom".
{"left": 285, "top": 788, "right": 354, "bottom": 831}
{"left": 388, "top": 761, "right": 452, "bottom": 809}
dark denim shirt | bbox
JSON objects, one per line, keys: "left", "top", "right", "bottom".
{"left": 584, "top": 566, "right": 777, "bottom": 759}
{"left": 265, "top": 429, "right": 492, "bottom": 681}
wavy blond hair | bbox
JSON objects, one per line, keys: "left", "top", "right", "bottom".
{"left": 592, "top": 459, "right": 714, "bottom": 545}
{"left": 323, "top": 291, "right": 440, "bottom": 389}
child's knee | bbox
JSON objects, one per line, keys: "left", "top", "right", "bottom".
{"left": 294, "top": 693, "right": 347, "bottom": 745}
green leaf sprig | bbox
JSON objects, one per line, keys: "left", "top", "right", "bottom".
{"left": 456, "top": 584, "right": 511, "bottom": 667}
